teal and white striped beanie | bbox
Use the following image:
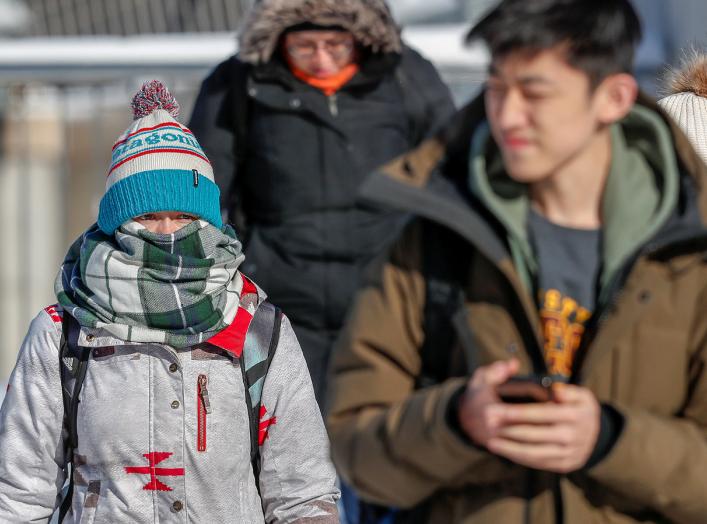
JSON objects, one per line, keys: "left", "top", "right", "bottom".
{"left": 97, "top": 80, "right": 222, "bottom": 235}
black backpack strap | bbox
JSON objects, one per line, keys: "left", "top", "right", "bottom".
{"left": 58, "top": 313, "right": 90, "bottom": 523}
{"left": 231, "top": 58, "right": 251, "bottom": 174}
{"left": 395, "top": 65, "right": 430, "bottom": 148}
{"left": 417, "top": 220, "right": 475, "bottom": 388}
{"left": 228, "top": 57, "right": 252, "bottom": 232}
{"left": 238, "top": 301, "right": 283, "bottom": 490}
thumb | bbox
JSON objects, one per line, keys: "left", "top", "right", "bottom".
{"left": 474, "top": 358, "right": 520, "bottom": 387}
{"left": 552, "top": 383, "right": 584, "bottom": 404}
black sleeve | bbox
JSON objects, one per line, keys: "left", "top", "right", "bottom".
{"left": 400, "top": 45, "right": 457, "bottom": 142}
{"left": 582, "top": 404, "right": 625, "bottom": 470}
{"left": 188, "top": 56, "right": 246, "bottom": 212}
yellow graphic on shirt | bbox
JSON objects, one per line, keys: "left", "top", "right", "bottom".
{"left": 539, "top": 289, "right": 592, "bottom": 379}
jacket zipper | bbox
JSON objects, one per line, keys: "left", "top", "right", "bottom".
{"left": 197, "top": 374, "right": 211, "bottom": 452}
{"left": 328, "top": 94, "right": 338, "bottom": 117}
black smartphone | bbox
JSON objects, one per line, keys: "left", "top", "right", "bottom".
{"left": 495, "top": 375, "right": 554, "bottom": 404}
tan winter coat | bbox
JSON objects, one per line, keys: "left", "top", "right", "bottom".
{"left": 327, "top": 93, "right": 707, "bottom": 523}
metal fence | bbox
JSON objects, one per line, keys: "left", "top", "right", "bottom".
{"left": 23, "top": 0, "right": 253, "bottom": 36}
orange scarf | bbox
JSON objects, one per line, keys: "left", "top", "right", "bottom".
{"left": 289, "top": 62, "right": 360, "bottom": 96}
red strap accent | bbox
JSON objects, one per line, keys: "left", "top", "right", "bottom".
{"left": 207, "top": 277, "right": 258, "bottom": 358}
{"left": 258, "top": 405, "right": 277, "bottom": 446}
{"left": 44, "top": 305, "right": 62, "bottom": 324}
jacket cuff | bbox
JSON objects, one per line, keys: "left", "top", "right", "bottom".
{"left": 582, "top": 403, "right": 625, "bottom": 470}
{"left": 445, "top": 384, "right": 471, "bottom": 443}
{"left": 434, "top": 379, "right": 495, "bottom": 461}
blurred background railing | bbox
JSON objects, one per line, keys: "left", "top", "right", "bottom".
{"left": 19, "top": 0, "right": 252, "bottom": 36}
{"left": 1, "top": 0, "right": 706, "bottom": 401}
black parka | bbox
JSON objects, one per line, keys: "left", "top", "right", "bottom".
{"left": 189, "top": 42, "right": 454, "bottom": 404}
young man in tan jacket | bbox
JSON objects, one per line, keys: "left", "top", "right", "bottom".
{"left": 326, "top": 0, "right": 707, "bottom": 522}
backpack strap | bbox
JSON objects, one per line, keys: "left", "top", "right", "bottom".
{"left": 228, "top": 56, "right": 252, "bottom": 231}
{"left": 418, "top": 219, "right": 475, "bottom": 387}
{"left": 238, "top": 300, "right": 283, "bottom": 490}
{"left": 395, "top": 65, "right": 430, "bottom": 148}
{"left": 58, "top": 312, "right": 90, "bottom": 523}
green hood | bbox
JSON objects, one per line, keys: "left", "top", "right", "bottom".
{"left": 468, "top": 104, "right": 680, "bottom": 303}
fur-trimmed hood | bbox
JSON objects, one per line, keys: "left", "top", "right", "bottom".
{"left": 662, "top": 49, "right": 707, "bottom": 98}
{"left": 238, "top": 0, "right": 402, "bottom": 65}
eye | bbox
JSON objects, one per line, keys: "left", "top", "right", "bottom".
{"left": 177, "top": 214, "right": 197, "bottom": 221}
{"left": 522, "top": 89, "right": 552, "bottom": 101}
{"left": 137, "top": 214, "right": 156, "bottom": 221}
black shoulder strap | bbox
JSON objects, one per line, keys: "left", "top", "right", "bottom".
{"left": 417, "top": 220, "right": 474, "bottom": 388}
{"left": 395, "top": 63, "right": 431, "bottom": 147}
{"left": 228, "top": 58, "right": 252, "bottom": 230}
{"left": 231, "top": 58, "right": 251, "bottom": 174}
{"left": 238, "top": 301, "right": 282, "bottom": 490}
{"left": 58, "top": 313, "right": 90, "bottom": 523}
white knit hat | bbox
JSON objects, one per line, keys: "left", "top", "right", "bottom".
{"left": 658, "top": 51, "right": 707, "bottom": 164}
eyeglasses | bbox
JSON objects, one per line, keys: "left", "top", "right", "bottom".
{"left": 286, "top": 39, "right": 355, "bottom": 60}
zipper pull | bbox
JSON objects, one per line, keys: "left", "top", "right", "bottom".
{"left": 198, "top": 375, "right": 212, "bottom": 414}
{"left": 328, "top": 94, "right": 338, "bottom": 117}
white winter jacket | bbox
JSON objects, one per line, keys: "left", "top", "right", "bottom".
{"left": 0, "top": 285, "right": 339, "bottom": 523}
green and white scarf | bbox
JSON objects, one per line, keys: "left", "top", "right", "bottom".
{"left": 55, "top": 219, "right": 245, "bottom": 347}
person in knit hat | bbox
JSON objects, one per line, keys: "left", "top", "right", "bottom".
{"left": 659, "top": 49, "right": 707, "bottom": 164}
{"left": 0, "top": 81, "right": 339, "bottom": 523}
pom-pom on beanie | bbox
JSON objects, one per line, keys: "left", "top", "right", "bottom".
{"left": 97, "top": 80, "right": 221, "bottom": 235}
{"left": 658, "top": 50, "right": 707, "bottom": 164}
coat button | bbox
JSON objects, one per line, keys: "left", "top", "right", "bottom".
{"left": 173, "top": 500, "right": 183, "bottom": 512}
{"left": 171, "top": 400, "right": 180, "bottom": 409}
{"left": 169, "top": 363, "right": 178, "bottom": 373}
{"left": 86, "top": 334, "right": 95, "bottom": 342}
{"left": 290, "top": 98, "right": 301, "bottom": 108}
{"left": 247, "top": 87, "right": 257, "bottom": 97}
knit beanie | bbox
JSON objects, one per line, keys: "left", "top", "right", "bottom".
{"left": 658, "top": 51, "right": 707, "bottom": 164}
{"left": 97, "top": 80, "right": 221, "bottom": 235}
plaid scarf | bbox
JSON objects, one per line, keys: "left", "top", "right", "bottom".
{"left": 55, "top": 219, "right": 245, "bottom": 347}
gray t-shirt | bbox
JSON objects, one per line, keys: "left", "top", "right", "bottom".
{"left": 527, "top": 209, "right": 602, "bottom": 380}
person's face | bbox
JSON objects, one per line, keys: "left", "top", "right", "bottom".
{"left": 133, "top": 211, "right": 198, "bottom": 234}
{"left": 485, "top": 47, "right": 610, "bottom": 183}
{"left": 284, "top": 30, "right": 356, "bottom": 78}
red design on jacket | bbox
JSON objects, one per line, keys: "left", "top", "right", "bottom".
{"left": 258, "top": 405, "right": 277, "bottom": 446}
{"left": 125, "top": 452, "right": 185, "bottom": 491}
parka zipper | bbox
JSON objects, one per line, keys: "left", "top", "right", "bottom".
{"left": 197, "top": 374, "right": 211, "bottom": 452}
{"left": 328, "top": 93, "right": 339, "bottom": 117}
